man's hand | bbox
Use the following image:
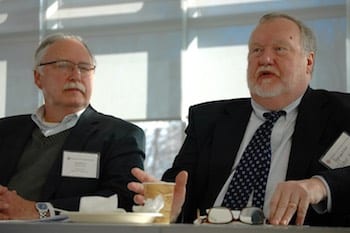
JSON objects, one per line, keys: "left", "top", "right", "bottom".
{"left": 0, "top": 185, "right": 39, "bottom": 220}
{"left": 127, "top": 168, "right": 158, "bottom": 205}
{"left": 268, "top": 177, "right": 327, "bottom": 225}
{"left": 127, "top": 168, "right": 188, "bottom": 222}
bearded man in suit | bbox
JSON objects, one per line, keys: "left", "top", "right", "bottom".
{"left": 128, "top": 12, "right": 350, "bottom": 227}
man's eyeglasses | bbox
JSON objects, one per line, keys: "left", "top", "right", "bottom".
{"left": 195, "top": 207, "right": 265, "bottom": 225}
{"left": 38, "top": 60, "right": 96, "bottom": 76}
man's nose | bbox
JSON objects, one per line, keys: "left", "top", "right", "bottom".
{"left": 73, "top": 64, "right": 82, "bottom": 74}
{"left": 258, "top": 50, "right": 274, "bottom": 66}
{"left": 69, "top": 65, "right": 82, "bottom": 80}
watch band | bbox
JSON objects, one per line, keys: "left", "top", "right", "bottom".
{"left": 35, "top": 202, "right": 50, "bottom": 219}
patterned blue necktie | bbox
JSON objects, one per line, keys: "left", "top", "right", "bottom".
{"left": 222, "top": 111, "right": 285, "bottom": 210}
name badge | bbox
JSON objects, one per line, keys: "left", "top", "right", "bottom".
{"left": 62, "top": 151, "right": 100, "bottom": 178}
{"left": 320, "top": 132, "right": 350, "bottom": 169}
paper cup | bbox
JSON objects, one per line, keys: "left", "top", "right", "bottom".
{"left": 143, "top": 181, "right": 175, "bottom": 224}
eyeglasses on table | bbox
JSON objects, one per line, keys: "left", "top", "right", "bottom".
{"left": 195, "top": 206, "right": 265, "bottom": 225}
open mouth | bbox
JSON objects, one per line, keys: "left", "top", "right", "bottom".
{"left": 65, "top": 88, "right": 83, "bottom": 92}
{"left": 258, "top": 70, "right": 276, "bottom": 78}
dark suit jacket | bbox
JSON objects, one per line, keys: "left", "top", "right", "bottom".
{"left": 0, "top": 105, "right": 145, "bottom": 211}
{"left": 163, "top": 88, "right": 350, "bottom": 226}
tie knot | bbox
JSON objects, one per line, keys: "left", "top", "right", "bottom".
{"left": 263, "top": 110, "right": 285, "bottom": 123}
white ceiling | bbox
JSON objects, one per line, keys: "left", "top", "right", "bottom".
{"left": 0, "top": 0, "right": 346, "bottom": 36}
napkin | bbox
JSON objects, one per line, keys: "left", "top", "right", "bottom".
{"left": 132, "top": 194, "right": 164, "bottom": 213}
{"left": 79, "top": 194, "right": 125, "bottom": 213}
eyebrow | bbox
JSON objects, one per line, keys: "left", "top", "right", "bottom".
{"left": 249, "top": 40, "right": 292, "bottom": 47}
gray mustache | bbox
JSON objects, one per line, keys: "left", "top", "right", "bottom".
{"left": 256, "top": 66, "right": 279, "bottom": 76}
{"left": 63, "top": 82, "right": 86, "bottom": 93}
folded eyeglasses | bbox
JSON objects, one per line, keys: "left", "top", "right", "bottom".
{"left": 195, "top": 207, "right": 265, "bottom": 225}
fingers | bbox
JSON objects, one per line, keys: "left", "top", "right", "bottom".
{"left": 269, "top": 180, "right": 313, "bottom": 226}
{"left": 133, "top": 194, "right": 145, "bottom": 205}
{"left": 0, "top": 185, "right": 9, "bottom": 194}
{"left": 0, "top": 190, "right": 13, "bottom": 219}
{"left": 0, "top": 186, "right": 10, "bottom": 212}
{"left": 269, "top": 184, "right": 295, "bottom": 225}
{"left": 0, "top": 200, "right": 9, "bottom": 210}
{"left": 127, "top": 181, "right": 145, "bottom": 201}
{"left": 0, "top": 188, "right": 38, "bottom": 220}
{"left": 0, "top": 197, "right": 10, "bottom": 220}
{"left": 269, "top": 186, "right": 281, "bottom": 221}
{"left": 0, "top": 213, "right": 10, "bottom": 220}
{"left": 131, "top": 167, "right": 157, "bottom": 183}
{"left": 295, "top": 196, "right": 309, "bottom": 225}
{"left": 175, "top": 171, "right": 188, "bottom": 189}
{"left": 128, "top": 168, "right": 188, "bottom": 223}
{"left": 171, "top": 171, "right": 188, "bottom": 222}
{"left": 269, "top": 177, "right": 327, "bottom": 225}
{"left": 129, "top": 168, "right": 161, "bottom": 206}
{"left": 279, "top": 195, "right": 300, "bottom": 225}
{"left": 127, "top": 180, "right": 146, "bottom": 205}
{"left": 174, "top": 170, "right": 188, "bottom": 201}
{"left": 128, "top": 168, "right": 158, "bottom": 204}
{"left": 128, "top": 181, "right": 143, "bottom": 193}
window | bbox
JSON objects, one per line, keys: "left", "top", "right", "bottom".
{"left": 0, "top": 0, "right": 348, "bottom": 177}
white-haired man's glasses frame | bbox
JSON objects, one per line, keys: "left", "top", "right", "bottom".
{"left": 38, "top": 60, "right": 96, "bottom": 77}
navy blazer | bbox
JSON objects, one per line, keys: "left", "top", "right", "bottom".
{"left": 0, "top": 105, "right": 145, "bottom": 211}
{"left": 163, "top": 88, "right": 350, "bottom": 226}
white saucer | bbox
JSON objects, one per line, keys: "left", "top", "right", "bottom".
{"left": 64, "top": 211, "right": 162, "bottom": 224}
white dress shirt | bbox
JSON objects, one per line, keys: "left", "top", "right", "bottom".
{"left": 214, "top": 97, "right": 301, "bottom": 217}
{"left": 31, "top": 105, "right": 86, "bottom": 137}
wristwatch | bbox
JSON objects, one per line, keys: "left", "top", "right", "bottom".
{"left": 35, "top": 202, "right": 50, "bottom": 219}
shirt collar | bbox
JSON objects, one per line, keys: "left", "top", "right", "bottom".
{"left": 31, "top": 105, "right": 86, "bottom": 137}
{"left": 250, "top": 95, "right": 302, "bottom": 121}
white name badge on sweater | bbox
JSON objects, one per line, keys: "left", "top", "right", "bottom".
{"left": 320, "top": 132, "right": 350, "bottom": 169}
{"left": 62, "top": 151, "right": 100, "bottom": 178}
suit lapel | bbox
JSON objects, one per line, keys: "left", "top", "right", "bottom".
{"left": 63, "top": 106, "right": 99, "bottom": 151}
{"left": 205, "top": 101, "right": 252, "bottom": 207}
{"left": 287, "top": 89, "right": 328, "bottom": 179}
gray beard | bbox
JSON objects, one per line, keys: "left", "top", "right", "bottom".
{"left": 248, "top": 82, "right": 284, "bottom": 98}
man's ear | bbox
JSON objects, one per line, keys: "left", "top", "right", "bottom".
{"left": 33, "top": 70, "right": 42, "bottom": 89}
{"left": 306, "top": 51, "right": 314, "bottom": 75}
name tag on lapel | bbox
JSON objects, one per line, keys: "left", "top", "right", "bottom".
{"left": 62, "top": 151, "right": 100, "bottom": 178}
{"left": 320, "top": 132, "right": 350, "bottom": 169}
